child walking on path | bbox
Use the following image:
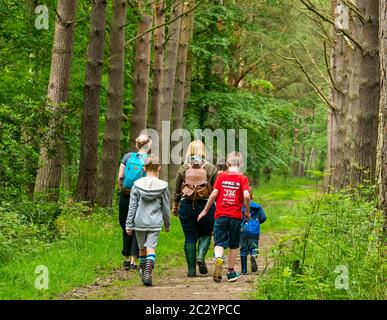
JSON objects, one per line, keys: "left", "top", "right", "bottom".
{"left": 125, "top": 156, "right": 170, "bottom": 286}
{"left": 240, "top": 194, "right": 267, "bottom": 274}
{"left": 117, "top": 135, "right": 151, "bottom": 270}
{"left": 198, "top": 152, "right": 251, "bottom": 283}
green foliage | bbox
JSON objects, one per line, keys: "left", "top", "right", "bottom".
{"left": 0, "top": 198, "right": 64, "bottom": 263}
{"left": 187, "top": 91, "right": 297, "bottom": 176}
{"left": 254, "top": 189, "right": 386, "bottom": 300}
{"left": 0, "top": 208, "right": 184, "bottom": 299}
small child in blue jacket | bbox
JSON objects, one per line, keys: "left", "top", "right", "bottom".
{"left": 240, "top": 195, "right": 266, "bottom": 274}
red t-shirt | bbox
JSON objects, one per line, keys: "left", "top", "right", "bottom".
{"left": 213, "top": 171, "right": 250, "bottom": 219}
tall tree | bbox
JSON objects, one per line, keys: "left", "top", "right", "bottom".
{"left": 160, "top": 0, "right": 183, "bottom": 181}
{"left": 326, "top": 0, "right": 379, "bottom": 189}
{"left": 151, "top": 0, "right": 165, "bottom": 135}
{"left": 34, "top": 0, "right": 77, "bottom": 201}
{"left": 169, "top": 2, "right": 192, "bottom": 183}
{"left": 184, "top": 3, "right": 195, "bottom": 109}
{"left": 129, "top": 2, "right": 153, "bottom": 149}
{"left": 377, "top": 0, "right": 387, "bottom": 214}
{"left": 76, "top": 0, "right": 107, "bottom": 205}
{"left": 95, "top": 0, "right": 127, "bottom": 207}
{"left": 346, "top": 1, "right": 379, "bottom": 186}
{"left": 326, "top": 1, "right": 350, "bottom": 189}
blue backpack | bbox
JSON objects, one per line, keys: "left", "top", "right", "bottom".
{"left": 122, "top": 153, "right": 148, "bottom": 191}
{"left": 241, "top": 218, "right": 261, "bottom": 238}
{"left": 241, "top": 202, "right": 267, "bottom": 238}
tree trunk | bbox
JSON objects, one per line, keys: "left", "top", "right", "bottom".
{"left": 129, "top": 4, "right": 153, "bottom": 150}
{"left": 76, "top": 0, "right": 107, "bottom": 205}
{"left": 159, "top": 1, "right": 183, "bottom": 181}
{"left": 169, "top": 2, "right": 192, "bottom": 184}
{"left": 377, "top": 0, "right": 387, "bottom": 214}
{"left": 292, "top": 128, "right": 299, "bottom": 176}
{"left": 34, "top": 0, "right": 77, "bottom": 201}
{"left": 184, "top": 1, "right": 195, "bottom": 109}
{"left": 95, "top": 0, "right": 127, "bottom": 207}
{"left": 151, "top": 0, "right": 165, "bottom": 134}
{"left": 326, "top": 0, "right": 350, "bottom": 189}
{"left": 62, "top": 139, "right": 72, "bottom": 195}
{"left": 347, "top": 1, "right": 379, "bottom": 186}
{"left": 25, "top": 0, "right": 37, "bottom": 22}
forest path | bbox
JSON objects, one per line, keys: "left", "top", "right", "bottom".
{"left": 60, "top": 233, "right": 280, "bottom": 300}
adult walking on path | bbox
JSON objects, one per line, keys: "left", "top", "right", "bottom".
{"left": 117, "top": 135, "right": 152, "bottom": 270}
{"left": 172, "top": 140, "right": 218, "bottom": 277}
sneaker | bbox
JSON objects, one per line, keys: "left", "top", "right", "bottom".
{"left": 227, "top": 271, "right": 241, "bottom": 282}
{"left": 212, "top": 258, "right": 223, "bottom": 282}
{"left": 250, "top": 256, "right": 258, "bottom": 273}
{"left": 123, "top": 260, "right": 131, "bottom": 270}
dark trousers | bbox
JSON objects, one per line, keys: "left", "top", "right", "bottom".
{"left": 119, "top": 192, "right": 139, "bottom": 257}
{"left": 178, "top": 199, "right": 215, "bottom": 245}
{"left": 240, "top": 234, "right": 259, "bottom": 257}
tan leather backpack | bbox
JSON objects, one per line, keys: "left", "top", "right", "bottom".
{"left": 181, "top": 162, "right": 212, "bottom": 201}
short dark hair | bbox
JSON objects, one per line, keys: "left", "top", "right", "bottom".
{"left": 144, "top": 155, "right": 161, "bottom": 172}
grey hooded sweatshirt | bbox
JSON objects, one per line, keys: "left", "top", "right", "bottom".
{"left": 126, "top": 176, "right": 170, "bottom": 232}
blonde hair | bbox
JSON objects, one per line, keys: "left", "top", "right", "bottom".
{"left": 226, "top": 151, "right": 244, "bottom": 168}
{"left": 136, "top": 134, "right": 152, "bottom": 151}
{"left": 185, "top": 140, "right": 206, "bottom": 162}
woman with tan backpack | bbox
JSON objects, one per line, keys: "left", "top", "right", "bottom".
{"left": 172, "top": 140, "right": 218, "bottom": 277}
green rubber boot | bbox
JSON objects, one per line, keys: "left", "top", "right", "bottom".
{"left": 196, "top": 236, "right": 211, "bottom": 274}
{"left": 184, "top": 244, "right": 197, "bottom": 277}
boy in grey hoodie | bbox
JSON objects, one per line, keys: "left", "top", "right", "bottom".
{"left": 125, "top": 156, "right": 170, "bottom": 286}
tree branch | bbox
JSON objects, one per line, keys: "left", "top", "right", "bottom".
{"left": 299, "top": 0, "right": 363, "bottom": 52}
{"left": 126, "top": 0, "right": 200, "bottom": 45}
{"left": 289, "top": 47, "right": 335, "bottom": 111}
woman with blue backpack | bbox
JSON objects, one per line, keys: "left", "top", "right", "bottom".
{"left": 240, "top": 189, "right": 267, "bottom": 274}
{"left": 117, "top": 135, "right": 151, "bottom": 270}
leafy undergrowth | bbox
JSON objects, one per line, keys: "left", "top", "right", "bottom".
{"left": 0, "top": 201, "right": 184, "bottom": 300}
{"left": 254, "top": 176, "right": 321, "bottom": 233}
{"left": 253, "top": 188, "right": 386, "bottom": 300}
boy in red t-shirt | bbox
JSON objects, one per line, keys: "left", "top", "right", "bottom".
{"left": 198, "top": 152, "right": 251, "bottom": 282}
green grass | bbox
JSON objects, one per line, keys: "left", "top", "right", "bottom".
{"left": 254, "top": 176, "right": 321, "bottom": 233}
{"left": 0, "top": 211, "right": 184, "bottom": 300}
{"left": 252, "top": 185, "right": 386, "bottom": 300}
{"left": 0, "top": 176, "right": 322, "bottom": 300}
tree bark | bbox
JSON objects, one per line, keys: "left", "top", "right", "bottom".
{"left": 34, "top": 0, "right": 77, "bottom": 201}
{"left": 62, "top": 138, "right": 72, "bottom": 195}
{"left": 326, "top": 0, "right": 350, "bottom": 189}
{"left": 151, "top": 0, "right": 165, "bottom": 134}
{"left": 169, "top": 1, "right": 192, "bottom": 184}
{"left": 159, "top": 0, "right": 183, "bottom": 181}
{"left": 347, "top": 1, "right": 379, "bottom": 186}
{"left": 76, "top": 0, "right": 107, "bottom": 205}
{"left": 95, "top": 0, "right": 127, "bottom": 207}
{"left": 129, "top": 4, "right": 153, "bottom": 150}
{"left": 184, "top": 1, "right": 195, "bottom": 109}
{"left": 292, "top": 128, "right": 299, "bottom": 176}
{"left": 377, "top": 0, "right": 387, "bottom": 214}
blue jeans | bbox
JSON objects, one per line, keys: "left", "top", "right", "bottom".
{"left": 240, "top": 233, "right": 259, "bottom": 257}
{"left": 179, "top": 199, "right": 215, "bottom": 245}
{"left": 214, "top": 217, "right": 242, "bottom": 249}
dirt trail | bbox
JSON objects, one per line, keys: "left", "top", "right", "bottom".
{"left": 60, "top": 233, "right": 279, "bottom": 300}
